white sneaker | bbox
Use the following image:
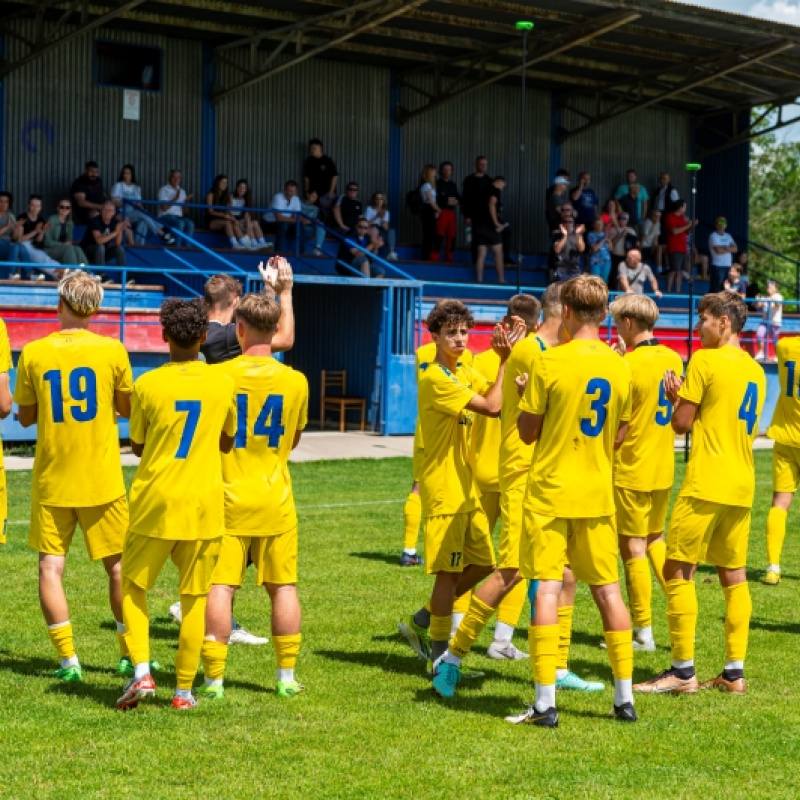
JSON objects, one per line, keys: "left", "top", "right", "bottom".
{"left": 229, "top": 625, "right": 269, "bottom": 646}
{"left": 231, "top": 239, "right": 245, "bottom": 250}
{"left": 247, "top": 238, "right": 260, "bottom": 250}
{"left": 387, "top": 252, "right": 398, "bottom": 261}
{"left": 168, "top": 601, "right": 182, "bottom": 624}
{"left": 486, "top": 641, "right": 528, "bottom": 660}
{"left": 313, "top": 247, "right": 324, "bottom": 256}
{"left": 240, "top": 236, "right": 251, "bottom": 248}
{"left": 9, "top": 273, "right": 20, "bottom": 280}
{"left": 34, "top": 273, "right": 46, "bottom": 282}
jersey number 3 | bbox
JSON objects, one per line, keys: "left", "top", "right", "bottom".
{"left": 580, "top": 378, "right": 611, "bottom": 437}
{"left": 44, "top": 367, "right": 98, "bottom": 423}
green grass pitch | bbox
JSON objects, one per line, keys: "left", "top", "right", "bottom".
{"left": 1, "top": 452, "right": 800, "bottom": 799}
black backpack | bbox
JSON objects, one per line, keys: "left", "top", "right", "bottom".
{"left": 406, "top": 188, "right": 422, "bottom": 216}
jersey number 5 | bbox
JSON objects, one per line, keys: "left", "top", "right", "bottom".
{"left": 738, "top": 382, "right": 759, "bottom": 435}
{"left": 235, "top": 393, "right": 285, "bottom": 448}
{"left": 655, "top": 383, "right": 672, "bottom": 426}
{"left": 43, "top": 367, "right": 98, "bottom": 423}
{"left": 580, "top": 378, "right": 611, "bottom": 437}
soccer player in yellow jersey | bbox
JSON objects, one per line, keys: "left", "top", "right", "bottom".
{"left": 117, "top": 299, "right": 237, "bottom": 711}
{"left": 0, "top": 316, "right": 14, "bottom": 544}
{"left": 609, "top": 294, "right": 683, "bottom": 651}
{"left": 199, "top": 294, "right": 308, "bottom": 700}
{"left": 14, "top": 272, "right": 132, "bottom": 683}
{"left": 763, "top": 334, "right": 800, "bottom": 585}
{"left": 634, "top": 292, "right": 766, "bottom": 696}
{"left": 508, "top": 275, "right": 636, "bottom": 728}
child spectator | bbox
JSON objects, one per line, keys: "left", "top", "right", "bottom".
{"left": 230, "top": 180, "right": 268, "bottom": 250}
{"left": 365, "top": 191, "right": 398, "bottom": 261}
{"left": 638, "top": 209, "right": 662, "bottom": 270}
{"left": 418, "top": 165, "right": 441, "bottom": 262}
{"left": 755, "top": 279, "right": 783, "bottom": 362}
{"left": 110, "top": 165, "right": 175, "bottom": 246}
{"left": 206, "top": 175, "right": 249, "bottom": 250}
{"left": 300, "top": 189, "right": 325, "bottom": 255}
{"left": 587, "top": 217, "right": 611, "bottom": 284}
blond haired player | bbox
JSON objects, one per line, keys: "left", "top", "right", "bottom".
{"left": 117, "top": 299, "right": 236, "bottom": 711}
{"left": 508, "top": 275, "right": 636, "bottom": 728}
{"left": 609, "top": 294, "right": 682, "bottom": 650}
{"left": 763, "top": 333, "right": 800, "bottom": 585}
{"left": 199, "top": 294, "right": 308, "bottom": 699}
{"left": 0, "top": 315, "right": 14, "bottom": 544}
{"left": 14, "top": 271, "right": 132, "bottom": 682}
{"left": 635, "top": 292, "right": 765, "bottom": 696}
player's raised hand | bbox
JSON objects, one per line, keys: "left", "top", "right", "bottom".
{"left": 273, "top": 257, "right": 294, "bottom": 294}
{"left": 491, "top": 323, "right": 513, "bottom": 361}
{"left": 515, "top": 372, "right": 528, "bottom": 397}
{"left": 506, "top": 316, "right": 527, "bottom": 347}
{"left": 663, "top": 369, "right": 684, "bottom": 404}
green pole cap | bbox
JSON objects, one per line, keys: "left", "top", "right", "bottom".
{"left": 516, "top": 21, "right": 534, "bottom": 30}
{"left": 685, "top": 163, "right": 702, "bottom": 171}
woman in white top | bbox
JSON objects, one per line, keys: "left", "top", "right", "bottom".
{"left": 419, "top": 164, "right": 441, "bottom": 261}
{"left": 111, "top": 165, "right": 175, "bottom": 246}
{"left": 231, "top": 179, "right": 269, "bottom": 249}
{"left": 365, "top": 191, "right": 398, "bottom": 261}
{"left": 756, "top": 279, "right": 783, "bottom": 362}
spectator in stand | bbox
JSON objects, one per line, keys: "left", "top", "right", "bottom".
{"left": 332, "top": 182, "right": 383, "bottom": 249}
{"left": 418, "top": 165, "right": 441, "bottom": 262}
{"left": 614, "top": 170, "right": 649, "bottom": 219}
{"left": 336, "top": 217, "right": 384, "bottom": 278}
{"left": 653, "top": 172, "right": 680, "bottom": 260}
{"left": 157, "top": 169, "right": 195, "bottom": 240}
{"left": 618, "top": 184, "right": 643, "bottom": 227}
{"left": 546, "top": 175, "right": 570, "bottom": 230}
{"left": 755, "top": 279, "right": 783, "bottom": 362}
{"left": 365, "top": 191, "right": 398, "bottom": 261}
{"left": 665, "top": 200, "right": 694, "bottom": 294}
{"left": 300, "top": 189, "right": 325, "bottom": 255}
{"left": 609, "top": 212, "right": 638, "bottom": 287}
{"left": 12, "top": 195, "right": 61, "bottom": 280}
{"left": 688, "top": 236, "right": 709, "bottom": 282}
{"left": 601, "top": 198, "right": 621, "bottom": 227}
{"left": 436, "top": 161, "right": 460, "bottom": 262}
{"left": 206, "top": 174, "right": 251, "bottom": 250}
{"left": 110, "top": 164, "right": 176, "bottom": 247}
{"left": 43, "top": 199, "right": 88, "bottom": 267}
{"left": 462, "top": 156, "right": 493, "bottom": 265}
{"left": 0, "top": 191, "right": 30, "bottom": 276}
{"left": 264, "top": 180, "right": 307, "bottom": 253}
{"left": 303, "top": 138, "right": 338, "bottom": 222}
{"left": 550, "top": 218, "right": 585, "bottom": 282}
{"left": 723, "top": 264, "right": 749, "bottom": 297}
{"left": 587, "top": 216, "right": 611, "bottom": 284}
{"left": 570, "top": 171, "right": 599, "bottom": 228}
{"left": 473, "top": 175, "right": 507, "bottom": 284}
{"left": 230, "top": 179, "right": 269, "bottom": 250}
{"left": 618, "top": 248, "right": 662, "bottom": 298}
{"left": 71, "top": 160, "right": 108, "bottom": 225}
{"left": 708, "top": 216, "right": 738, "bottom": 292}
{"left": 638, "top": 208, "right": 662, "bottom": 270}
{"left": 81, "top": 200, "right": 128, "bottom": 272}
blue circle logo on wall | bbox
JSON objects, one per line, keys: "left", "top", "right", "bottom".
{"left": 22, "top": 117, "right": 55, "bottom": 154}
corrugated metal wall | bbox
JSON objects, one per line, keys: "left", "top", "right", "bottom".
{"left": 560, "top": 98, "right": 692, "bottom": 213}
{"left": 400, "top": 78, "right": 552, "bottom": 251}
{"left": 215, "top": 54, "right": 390, "bottom": 212}
{"left": 4, "top": 21, "right": 202, "bottom": 216}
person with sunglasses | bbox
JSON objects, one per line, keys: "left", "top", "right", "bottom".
{"left": 365, "top": 191, "right": 398, "bottom": 261}
{"left": 336, "top": 217, "right": 384, "bottom": 278}
{"left": 43, "top": 199, "right": 89, "bottom": 269}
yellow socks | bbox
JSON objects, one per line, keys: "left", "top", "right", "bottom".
{"left": 450, "top": 596, "right": 495, "bottom": 659}
{"left": 666, "top": 579, "right": 697, "bottom": 664}
{"left": 625, "top": 557, "right": 652, "bottom": 630}
{"left": 274, "top": 633, "right": 302, "bottom": 683}
{"left": 766, "top": 507, "right": 788, "bottom": 568}
{"left": 723, "top": 582, "right": 751, "bottom": 664}
{"left": 496, "top": 580, "right": 527, "bottom": 631}
{"left": 430, "top": 614, "right": 451, "bottom": 643}
{"left": 201, "top": 638, "right": 229, "bottom": 682}
{"left": 47, "top": 621, "right": 76, "bottom": 661}
{"left": 604, "top": 629, "right": 633, "bottom": 681}
{"left": 529, "top": 624, "right": 559, "bottom": 686}
{"left": 402, "top": 493, "right": 422, "bottom": 552}
{"left": 175, "top": 594, "right": 207, "bottom": 691}
{"left": 647, "top": 539, "right": 668, "bottom": 594}
{"left": 556, "top": 605, "right": 574, "bottom": 672}
{"left": 122, "top": 577, "right": 150, "bottom": 667}
{"left": 452, "top": 591, "right": 471, "bottom": 615}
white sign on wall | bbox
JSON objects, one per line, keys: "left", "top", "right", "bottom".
{"left": 123, "top": 89, "right": 141, "bottom": 121}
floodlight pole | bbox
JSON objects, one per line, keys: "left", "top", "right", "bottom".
{"left": 685, "top": 161, "right": 701, "bottom": 462}
{"left": 515, "top": 22, "right": 533, "bottom": 294}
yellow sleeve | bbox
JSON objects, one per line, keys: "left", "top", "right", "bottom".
{"left": 297, "top": 374, "right": 309, "bottom": 431}
{"left": 467, "top": 364, "right": 491, "bottom": 396}
{"left": 129, "top": 382, "right": 148, "bottom": 445}
{"left": 0, "top": 320, "right": 12, "bottom": 373}
{"left": 519, "top": 359, "right": 547, "bottom": 415}
{"left": 13, "top": 347, "right": 35, "bottom": 406}
{"left": 429, "top": 368, "right": 477, "bottom": 416}
{"left": 223, "top": 388, "right": 237, "bottom": 438}
{"left": 620, "top": 376, "right": 632, "bottom": 422}
{"left": 115, "top": 342, "right": 134, "bottom": 394}
{"left": 679, "top": 352, "right": 708, "bottom": 405}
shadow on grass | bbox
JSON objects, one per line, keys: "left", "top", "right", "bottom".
{"left": 411, "top": 687, "right": 524, "bottom": 718}
{"left": 348, "top": 551, "right": 402, "bottom": 566}
{"left": 750, "top": 617, "right": 800, "bottom": 635}
{"left": 99, "top": 618, "right": 180, "bottom": 643}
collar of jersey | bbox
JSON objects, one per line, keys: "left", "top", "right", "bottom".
{"left": 634, "top": 338, "right": 660, "bottom": 349}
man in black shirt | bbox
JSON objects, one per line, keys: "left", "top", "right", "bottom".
{"left": 302, "top": 138, "right": 338, "bottom": 222}
{"left": 332, "top": 182, "right": 363, "bottom": 233}
{"left": 436, "top": 161, "right": 460, "bottom": 262}
{"left": 71, "top": 160, "right": 108, "bottom": 225}
{"left": 336, "top": 217, "right": 384, "bottom": 278}
{"left": 81, "top": 201, "right": 128, "bottom": 268}
{"left": 462, "top": 156, "right": 493, "bottom": 266}
{"left": 472, "top": 176, "right": 507, "bottom": 283}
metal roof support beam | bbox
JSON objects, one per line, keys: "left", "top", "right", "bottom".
{"left": 397, "top": 10, "right": 640, "bottom": 125}
{"left": 698, "top": 101, "right": 800, "bottom": 156}
{"left": 559, "top": 40, "right": 794, "bottom": 143}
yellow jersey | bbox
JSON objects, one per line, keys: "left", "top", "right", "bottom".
{"left": 470, "top": 349, "right": 501, "bottom": 492}
{"left": 417, "top": 360, "right": 488, "bottom": 517}
{"left": 213, "top": 356, "right": 308, "bottom": 537}
{"left": 768, "top": 337, "right": 800, "bottom": 447}
{"left": 521, "top": 338, "right": 632, "bottom": 518}
{"left": 499, "top": 333, "right": 547, "bottom": 487}
{"left": 678, "top": 346, "right": 766, "bottom": 507}
{"left": 14, "top": 329, "right": 132, "bottom": 507}
{"left": 128, "top": 361, "right": 236, "bottom": 540}
{"left": 614, "top": 342, "right": 684, "bottom": 492}
{"left": 0, "top": 318, "right": 12, "bottom": 470}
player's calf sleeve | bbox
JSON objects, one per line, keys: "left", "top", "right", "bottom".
{"left": 429, "top": 614, "right": 451, "bottom": 661}
{"left": 201, "top": 638, "right": 229, "bottom": 682}
{"left": 624, "top": 557, "right": 652, "bottom": 630}
{"left": 723, "top": 582, "right": 752, "bottom": 664}
{"left": 402, "top": 493, "right": 422, "bottom": 551}
{"left": 766, "top": 507, "right": 788, "bottom": 568}
{"left": 122, "top": 578, "right": 150, "bottom": 667}
{"left": 175, "top": 594, "right": 207, "bottom": 690}
{"left": 666, "top": 579, "right": 697, "bottom": 664}
{"left": 604, "top": 629, "right": 633, "bottom": 681}
{"left": 273, "top": 633, "right": 302, "bottom": 670}
{"left": 496, "top": 580, "right": 527, "bottom": 630}
{"left": 529, "top": 624, "right": 559, "bottom": 686}
{"left": 647, "top": 539, "right": 668, "bottom": 594}
{"left": 556, "top": 605, "right": 574, "bottom": 671}
{"left": 450, "top": 596, "right": 495, "bottom": 659}
{"left": 47, "top": 621, "right": 76, "bottom": 661}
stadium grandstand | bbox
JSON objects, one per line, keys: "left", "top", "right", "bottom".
{"left": 0, "top": 0, "right": 798, "bottom": 437}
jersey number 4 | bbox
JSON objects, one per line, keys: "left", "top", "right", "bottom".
{"left": 738, "top": 381, "right": 759, "bottom": 435}
{"left": 235, "top": 393, "right": 285, "bottom": 448}
{"left": 43, "top": 367, "right": 98, "bottom": 423}
{"left": 580, "top": 378, "right": 611, "bottom": 437}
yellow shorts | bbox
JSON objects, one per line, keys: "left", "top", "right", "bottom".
{"left": 412, "top": 446, "right": 424, "bottom": 484}
{"left": 773, "top": 442, "right": 800, "bottom": 495}
{"left": 29, "top": 495, "right": 128, "bottom": 560}
{"left": 479, "top": 489, "right": 501, "bottom": 532}
{"left": 520, "top": 507, "right": 619, "bottom": 586}
{"left": 212, "top": 528, "right": 298, "bottom": 587}
{"left": 667, "top": 496, "right": 751, "bottom": 570}
{"left": 423, "top": 508, "right": 495, "bottom": 575}
{"left": 498, "top": 478, "right": 526, "bottom": 570}
{"left": 614, "top": 486, "right": 670, "bottom": 538}
{"left": 0, "top": 468, "right": 7, "bottom": 545}
{"left": 122, "top": 532, "right": 222, "bottom": 596}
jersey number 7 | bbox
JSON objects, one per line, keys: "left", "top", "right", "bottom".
{"left": 235, "top": 393, "right": 285, "bottom": 448}
{"left": 174, "top": 400, "right": 201, "bottom": 459}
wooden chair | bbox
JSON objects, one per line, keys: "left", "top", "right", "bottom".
{"left": 320, "top": 370, "right": 366, "bottom": 432}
